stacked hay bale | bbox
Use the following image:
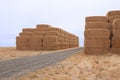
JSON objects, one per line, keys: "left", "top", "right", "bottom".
{"left": 43, "top": 27, "right": 62, "bottom": 50}
{"left": 16, "top": 28, "right": 35, "bottom": 50}
{"left": 63, "top": 31, "right": 70, "bottom": 49}
{"left": 29, "top": 24, "right": 52, "bottom": 50}
{"left": 111, "top": 19, "right": 120, "bottom": 53}
{"left": 69, "top": 34, "right": 79, "bottom": 48}
{"left": 106, "top": 10, "right": 120, "bottom": 53}
{"left": 84, "top": 16, "right": 110, "bottom": 54}
{"left": 16, "top": 24, "right": 79, "bottom": 51}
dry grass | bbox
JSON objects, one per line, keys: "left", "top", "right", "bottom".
{"left": 0, "top": 47, "right": 51, "bottom": 61}
{"left": 18, "top": 51, "right": 120, "bottom": 80}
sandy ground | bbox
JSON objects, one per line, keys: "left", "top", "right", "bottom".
{"left": 0, "top": 47, "right": 51, "bottom": 61}
{"left": 17, "top": 51, "right": 120, "bottom": 80}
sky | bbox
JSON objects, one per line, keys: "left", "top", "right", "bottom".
{"left": 0, "top": 0, "right": 120, "bottom": 47}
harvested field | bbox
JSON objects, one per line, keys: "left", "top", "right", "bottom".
{"left": 0, "top": 47, "right": 51, "bottom": 61}
{"left": 17, "top": 51, "right": 120, "bottom": 80}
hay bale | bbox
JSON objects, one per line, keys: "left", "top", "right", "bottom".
{"left": 30, "top": 36, "right": 43, "bottom": 42}
{"left": 84, "top": 29, "right": 110, "bottom": 39}
{"left": 112, "top": 38, "right": 120, "bottom": 48}
{"left": 19, "top": 32, "right": 32, "bottom": 36}
{"left": 111, "top": 48, "right": 120, "bottom": 54}
{"left": 85, "top": 22, "right": 111, "bottom": 30}
{"left": 22, "top": 28, "right": 35, "bottom": 32}
{"left": 108, "top": 15, "right": 120, "bottom": 23}
{"left": 36, "top": 24, "right": 52, "bottom": 29}
{"left": 106, "top": 10, "right": 120, "bottom": 17}
{"left": 84, "top": 39, "right": 110, "bottom": 48}
{"left": 43, "top": 42, "right": 60, "bottom": 46}
{"left": 85, "top": 16, "right": 109, "bottom": 23}
{"left": 113, "top": 29, "right": 120, "bottom": 38}
{"left": 45, "top": 31, "right": 60, "bottom": 36}
{"left": 112, "top": 19, "right": 120, "bottom": 30}
{"left": 32, "top": 31, "right": 45, "bottom": 36}
{"left": 29, "top": 42, "right": 42, "bottom": 46}
{"left": 16, "top": 41, "right": 29, "bottom": 47}
{"left": 43, "top": 36, "right": 59, "bottom": 42}
{"left": 84, "top": 47, "right": 110, "bottom": 54}
{"left": 16, "top": 36, "right": 30, "bottom": 42}
{"left": 46, "top": 28, "right": 61, "bottom": 32}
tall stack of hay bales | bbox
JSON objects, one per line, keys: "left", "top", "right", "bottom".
{"left": 106, "top": 10, "right": 120, "bottom": 53}
{"left": 43, "top": 27, "right": 62, "bottom": 50}
{"left": 111, "top": 19, "right": 120, "bottom": 53}
{"left": 29, "top": 24, "right": 52, "bottom": 50}
{"left": 84, "top": 16, "right": 110, "bottom": 54}
{"left": 16, "top": 28, "right": 35, "bottom": 50}
{"left": 16, "top": 24, "right": 79, "bottom": 51}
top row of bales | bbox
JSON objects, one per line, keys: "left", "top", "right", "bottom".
{"left": 84, "top": 10, "right": 120, "bottom": 54}
{"left": 16, "top": 24, "right": 79, "bottom": 51}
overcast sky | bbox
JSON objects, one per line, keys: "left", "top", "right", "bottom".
{"left": 0, "top": 0, "right": 120, "bottom": 46}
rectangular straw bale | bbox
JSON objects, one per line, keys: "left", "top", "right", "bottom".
{"left": 16, "top": 41, "right": 29, "bottom": 47}
{"left": 84, "top": 29, "right": 110, "bottom": 39}
{"left": 32, "top": 31, "right": 45, "bottom": 36}
{"left": 85, "top": 16, "right": 109, "bottom": 23}
{"left": 112, "top": 19, "right": 120, "bottom": 30}
{"left": 16, "top": 36, "right": 30, "bottom": 42}
{"left": 29, "top": 42, "right": 42, "bottom": 47}
{"left": 84, "top": 39, "right": 110, "bottom": 48}
{"left": 112, "top": 38, "right": 120, "bottom": 48}
{"left": 85, "top": 22, "right": 111, "bottom": 30}
{"left": 84, "top": 47, "right": 110, "bottom": 55}
{"left": 106, "top": 10, "right": 120, "bottom": 17}
{"left": 108, "top": 15, "right": 120, "bottom": 23}
{"left": 43, "top": 36, "right": 58, "bottom": 40}
{"left": 113, "top": 29, "right": 120, "bottom": 38}
{"left": 36, "top": 24, "right": 52, "bottom": 29}
{"left": 43, "top": 42, "right": 60, "bottom": 46}
{"left": 46, "top": 27, "right": 61, "bottom": 32}
{"left": 45, "top": 31, "right": 60, "bottom": 36}
{"left": 22, "top": 28, "right": 35, "bottom": 32}
{"left": 30, "top": 36, "right": 43, "bottom": 42}
{"left": 19, "top": 32, "right": 32, "bottom": 36}
{"left": 111, "top": 48, "right": 120, "bottom": 54}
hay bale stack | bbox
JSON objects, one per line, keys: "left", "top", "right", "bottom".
{"left": 16, "top": 36, "right": 30, "bottom": 50}
{"left": 29, "top": 36, "right": 43, "bottom": 50}
{"left": 43, "top": 36, "right": 60, "bottom": 50}
{"left": 106, "top": 11, "right": 120, "bottom": 46}
{"left": 84, "top": 29, "right": 110, "bottom": 54}
{"left": 16, "top": 24, "right": 79, "bottom": 51}
{"left": 16, "top": 28, "right": 35, "bottom": 50}
{"left": 43, "top": 28, "right": 62, "bottom": 50}
{"left": 84, "top": 16, "right": 110, "bottom": 54}
{"left": 111, "top": 19, "right": 120, "bottom": 53}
